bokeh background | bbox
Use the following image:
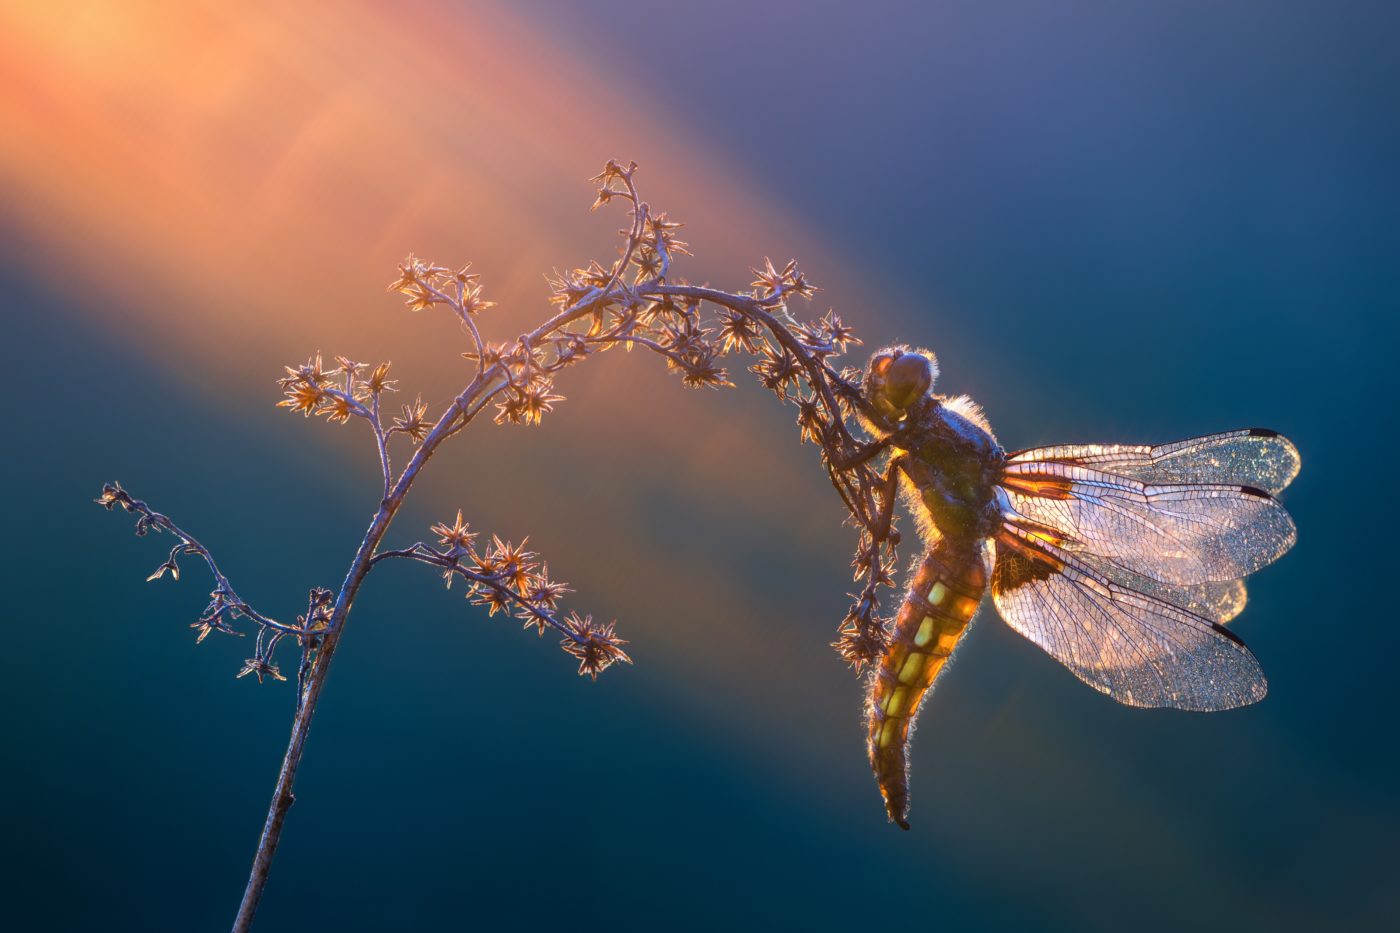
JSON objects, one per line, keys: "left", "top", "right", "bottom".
{"left": 3, "top": 1, "right": 1397, "bottom": 930}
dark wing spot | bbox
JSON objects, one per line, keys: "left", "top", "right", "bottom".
{"left": 993, "top": 535, "right": 1063, "bottom": 594}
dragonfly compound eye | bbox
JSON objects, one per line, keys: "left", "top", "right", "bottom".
{"left": 883, "top": 352, "right": 935, "bottom": 412}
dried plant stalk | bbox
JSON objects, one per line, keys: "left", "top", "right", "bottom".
{"left": 97, "top": 162, "right": 902, "bottom": 932}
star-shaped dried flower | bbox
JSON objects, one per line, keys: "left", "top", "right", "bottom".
{"left": 469, "top": 584, "right": 514, "bottom": 617}
{"left": 487, "top": 536, "right": 537, "bottom": 592}
{"left": 448, "top": 264, "right": 479, "bottom": 289}
{"left": 404, "top": 283, "right": 440, "bottom": 313}
{"left": 680, "top": 356, "right": 732, "bottom": 389}
{"left": 459, "top": 282, "right": 496, "bottom": 316}
{"left": 832, "top": 611, "right": 887, "bottom": 671}
{"left": 335, "top": 357, "right": 367, "bottom": 380}
{"left": 525, "top": 565, "right": 571, "bottom": 611}
{"left": 547, "top": 268, "right": 592, "bottom": 308}
{"left": 95, "top": 482, "right": 132, "bottom": 511}
{"left": 750, "top": 257, "right": 785, "bottom": 295}
{"left": 420, "top": 258, "right": 451, "bottom": 280}
{"left": 392, "top": 396, "right": 431, "bottom": 442}
{"left": 191, "top": 591, "right": 243, "bottom": 643}
{"left": 640, "top": 294, "right": 680, "bottom": 325}
{"left": 646, "top": 212, "right": 683, "bottom": 236}
{"left": 462, "top": 342, "right": 509, "bottom": 369}
{"left": 580, "top": 261, "right": 612, "bottom": 289}
{"left": 191, "top": 610, "right": 241, "bottom": 644}
{"left": 632, "top": 248, "right": 661, "bottom": 279}
{"left": 717, "top": 310, "right": 764, "bottom": 355}
{"left": 281, "top": 352, "right": 332, "bottom": 388}
{"left": 796, "top": 397, "right": 826, "bottom": 445}
{"left": 387, "top": 254, "right": 423, "bottom": 294}
{"left": 820, "top": 311, "right": 860, "bottom": 350}
{"left": 786, "top": 270, "right": 816, "bottom": 301}
{"left": 559, "top": 614, "right": 631, "bottom": 680}
{"left": 645, "top": 212, "right": 689, "bottom": 256}
{"left": 278, "top": 381, "right": 324, "bottom": 416}
{"left": 518, "top": 381, "right": 565, "bottom": 424}
{"left": 363, "top": 361, "right": 398, "bottom": 396}
{"left": 658, "top": 316, "right": 711, "bottom": 360}
{"left": 751, "top": 347, "right": 803, "bottom": 397}
{"left": 236, "top": 657, "right": 287, "bottom": 683}
{"left": 318, "top": 393, "right": 355, "bottom": 424}
{"left": 494, "top": 394, "right": 527, "bottom": 425}
{"left": 750, "top": 257, "right": 816, "bottom": 300}
{"left": 430, "top": 510, "right": 478, "bottom": 554}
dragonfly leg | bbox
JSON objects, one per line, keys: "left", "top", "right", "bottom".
{"left": 830, "top": 436, "right": 892, "bottom": 471}
{"left": 872, "top": 455, "right": 906, "bottom": 545}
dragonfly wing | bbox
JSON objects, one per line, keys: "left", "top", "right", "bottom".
{"left": 999, "top": 462, "right": 1296, "bottom": 585}
{"left": 1076, "top": 554, "right": 1248, "bottom": 624}
{"left": 992, "top": 525, "right": 1267, "bottom": 711}
{"left": 1008, "top": 429, "right": 1300, "bottom": 496}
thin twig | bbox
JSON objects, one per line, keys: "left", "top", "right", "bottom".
{"left": 95, "top": 484, "right": 310, "bottom": 639}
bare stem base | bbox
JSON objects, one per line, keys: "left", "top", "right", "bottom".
{"left": 230, "top": 639, "right": 337, "bottom": 932}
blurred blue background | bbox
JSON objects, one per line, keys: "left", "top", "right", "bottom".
{"left": 3, "top": 1, "right": 1396, "bottom": 930}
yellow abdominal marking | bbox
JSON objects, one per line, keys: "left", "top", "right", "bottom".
{"left": 880, "top": 590, "right": 981, "bottom": 741}
{"left": 914, "top": 617, "right": 936, "bottom": 647}
{"left": 898, "top": 652, "right": 926, "bottom": 684}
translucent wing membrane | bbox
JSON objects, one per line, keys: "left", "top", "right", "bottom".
{"left": 1009, "top": 429, "right": 1300, "bottom": 496}
{"left": 1000, "top": 462, "right": 1296, "bottom": 585}
{"left": 1076, "top": 554, "right": 1248, "bottom": 624}
{"left": 992, "top": 526, "right": 1267, "bottom": 711}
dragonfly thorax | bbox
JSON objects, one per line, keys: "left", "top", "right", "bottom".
{"left": 893, "top": 397, "right": 1005, "bottom": 544}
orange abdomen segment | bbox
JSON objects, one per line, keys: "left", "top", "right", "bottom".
{"left": 866, "top": 539, "right": 986, "bottom": 829}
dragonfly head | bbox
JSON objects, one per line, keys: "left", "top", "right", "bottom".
{"left": 864, "top": 346, "right": 938, "bottom": 427}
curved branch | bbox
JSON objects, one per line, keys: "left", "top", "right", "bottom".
{"left": 95, "top": 483, "right": 311, "bottom": 638}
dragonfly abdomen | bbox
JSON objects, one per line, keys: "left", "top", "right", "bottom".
{"left": 867, "top": 538, "right": 986, "bottom": 829}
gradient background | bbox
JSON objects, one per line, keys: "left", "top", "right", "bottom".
{"left": 3, "top": 2, "right": 1397, "bottom": 930}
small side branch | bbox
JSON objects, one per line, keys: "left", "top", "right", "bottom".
{"left": 276, "top": 355, "right": 400, "bottom": 497}
{"left": 95, "top": 482, "right": 328, "bottom": 685}
{"left": 371, "top": 536, "right": 631, "bottom": 679}
{"left": 95, "top": 482, "right": 309, "bottom": 639}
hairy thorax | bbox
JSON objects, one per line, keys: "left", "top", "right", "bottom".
{"left": 889, "top": 395, "right": 1006, "bottom": 545}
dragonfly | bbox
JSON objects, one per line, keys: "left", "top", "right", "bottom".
{"left": 854, "top": 346, "right": 1299, "bottom": 829}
